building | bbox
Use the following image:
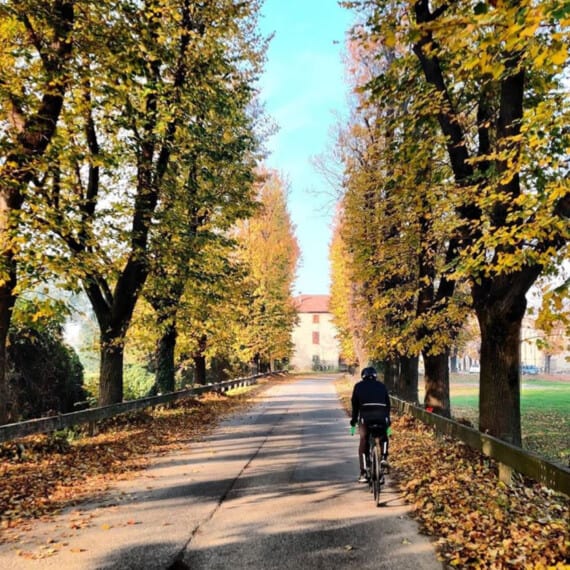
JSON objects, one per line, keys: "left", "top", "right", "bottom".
{"left": 290, "top": 295, "right": 341, "bottom": 371}
{"left": 521, "top": 316, "right": 570, "bottom": 374}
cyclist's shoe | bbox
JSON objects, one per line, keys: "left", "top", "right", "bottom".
{"left": 380, "top": 459, "right": 390, "bottom": 472}
{"left": 379, "top": 474, "right": 385, "bottom": 485}
{"left": 358, "top": 472, "right": 368, "bottom": 483}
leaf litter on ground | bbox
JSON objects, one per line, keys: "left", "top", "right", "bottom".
{"left": 389, "top": 415, "right": 568, "bottom": 569}
{"left": 0, "top": 378, "right": 280, "bottom": 547}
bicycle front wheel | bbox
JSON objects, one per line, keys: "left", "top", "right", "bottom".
{"left": 372, "top": 446, "right": 381, "bottom": 506}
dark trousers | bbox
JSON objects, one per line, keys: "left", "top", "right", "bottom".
{"left": 358, "top": 423, "right": 389, "bottom": 473}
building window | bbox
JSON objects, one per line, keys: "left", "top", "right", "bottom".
{"left": 312, "top": 331, "right": 320, "bottom": 345}
{"left": 313, "top": 314, "right": 320, "bottom": 324}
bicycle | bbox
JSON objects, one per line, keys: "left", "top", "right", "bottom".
{"left": 362, "top": 423, "right": 389, "bottom": 507}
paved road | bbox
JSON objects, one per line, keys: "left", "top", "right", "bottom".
{"left": 0, "top": 375, "right": 443, "bottom": 569}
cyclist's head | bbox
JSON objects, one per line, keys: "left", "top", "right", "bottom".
{"left": 361, "top": 366, "right": 377, "bottom": 381}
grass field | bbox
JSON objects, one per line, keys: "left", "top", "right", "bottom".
{"left": 434, "top": 374, "right": 570, "bottom": 465}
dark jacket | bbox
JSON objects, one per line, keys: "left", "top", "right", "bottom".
{"left": 351, "top": 378, "right": 391, "bottom": 425}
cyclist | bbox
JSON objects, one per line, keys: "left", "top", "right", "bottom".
{"left": 350, "top": 366, "right": 391, "bottom": 482}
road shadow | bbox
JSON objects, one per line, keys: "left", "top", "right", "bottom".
{"left": 56, "top": 382, "right": 358, "bottom": 515}
{"left": 95, "top": 515, "right": 443, "bottom": 570}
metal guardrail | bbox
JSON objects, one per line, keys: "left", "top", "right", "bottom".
{"left": 4, "top": 374, "right": 566, "bottom": 496}
{"left": 390, "top": 396, "right": 570, "bottom": 497}
{"left": 0, "top": 372, "right": 275, "bottom": 444}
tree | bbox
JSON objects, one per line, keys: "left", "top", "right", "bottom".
{"left": 333, "top": 38, "right": 408, "bottom": 389}
{"left": 0, "top": 1, "right": 75, "bottom": 423}
{"left": 235, "top": 170, "right": 300, "bottom": 371}
{"left": 173, "top": 246, "right": 251, "bottom": 385}
{"left": 143, "top": 17, "right": 264, "bottom": 391}
{"left": 329, "top": 211, "right": 368, "bottom": 369}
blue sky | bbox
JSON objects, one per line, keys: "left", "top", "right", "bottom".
{"left": 258, "top": 1, "right": 353, "bottom": 296}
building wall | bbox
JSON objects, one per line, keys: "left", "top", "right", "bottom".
{"left": 521, "top": 318, "right": 570, "bottom": 373}
{"left": 290, "top": 312, "right": 341, "bottom": 371}
{"left": 520, "top": 319, "right": 543, "bottom": 368}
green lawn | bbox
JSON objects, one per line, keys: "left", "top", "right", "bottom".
{"left": 446, "top": 376, "right": 570, "bottom": 465}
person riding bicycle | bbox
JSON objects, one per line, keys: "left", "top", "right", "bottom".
{"left": 350, "top": 366, "right": 391, "bottom": 482}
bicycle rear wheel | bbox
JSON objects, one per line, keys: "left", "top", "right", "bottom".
{"left": 372, "top": 445, "right": 381, "bottom": 506}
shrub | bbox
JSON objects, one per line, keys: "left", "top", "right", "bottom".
{"left": 6, "top": 298, "right": 88, "bottom": 421}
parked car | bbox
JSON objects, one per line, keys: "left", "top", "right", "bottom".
{"left": 521, "top": 364, "right": 539, "bottom": 375}
{"left": 469, "top": 364, "right": 480, "bottom": 374}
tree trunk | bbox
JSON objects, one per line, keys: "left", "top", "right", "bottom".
{"left": 450, "top": 346, "right": 459, "bottom": 373}
{"left": 0, "top": 264, "right": 16, "bottom": 424}
{"left": 476, "top": 299, "right": 525, "bottom": 446}
{"left": 423, "top": 349, "right": 450, "bottom": 416}
{"left": 475, "top": 68, "right": 527, "bottom": 448}
{"left": 193, "top": 355, "right": 206, "bottom": 385}
{"left": 383, "top": 358, "right": 399, "bottom": 393}
{"left": 355, "top": 348, "right": 367, "bottom": 373}
{"left": 0, "top": 3, "right": 74, "bottom": 423}
{"left": 192, "top": 334, "right": 208, "bottom": 385}
{"left": 472, "top": 267, "right": 539, "bottom": 445}
{"left": 99, "top": 336, "right": 124, "bottom": 405}
{"left": 398, "top": 355, "right": 419, "bottom": 403}
{"left": 154, "top": 321, "right": 177, "bottom": 393}
{"left": 0, "top": 328, "right": 8, "bottom": 425}
{"left": 86, "top": 274, "right": 142, "bottom": 407}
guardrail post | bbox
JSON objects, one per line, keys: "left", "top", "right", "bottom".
{"left": 88, "top": 420, "right": 97, "bottom": 437}
{"left": 499, "top": 462, "right": 513, "bottom": 485}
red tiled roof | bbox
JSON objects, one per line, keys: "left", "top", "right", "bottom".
{"left": 294, "top": 294, "right": 330, "bottom": 313}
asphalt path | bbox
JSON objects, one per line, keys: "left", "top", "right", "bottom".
{"left": 0, "top": 375, "right": 444, "bottom": 569}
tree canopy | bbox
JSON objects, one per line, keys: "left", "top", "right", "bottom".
{"left": 336, "top": 0, "right": 570, "bottom": 442}
{"left": 0, "top": 1, "right": 303, "bottom": 416}
{"left": 234, "top": 169, "right": 300, "bottom": 370}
